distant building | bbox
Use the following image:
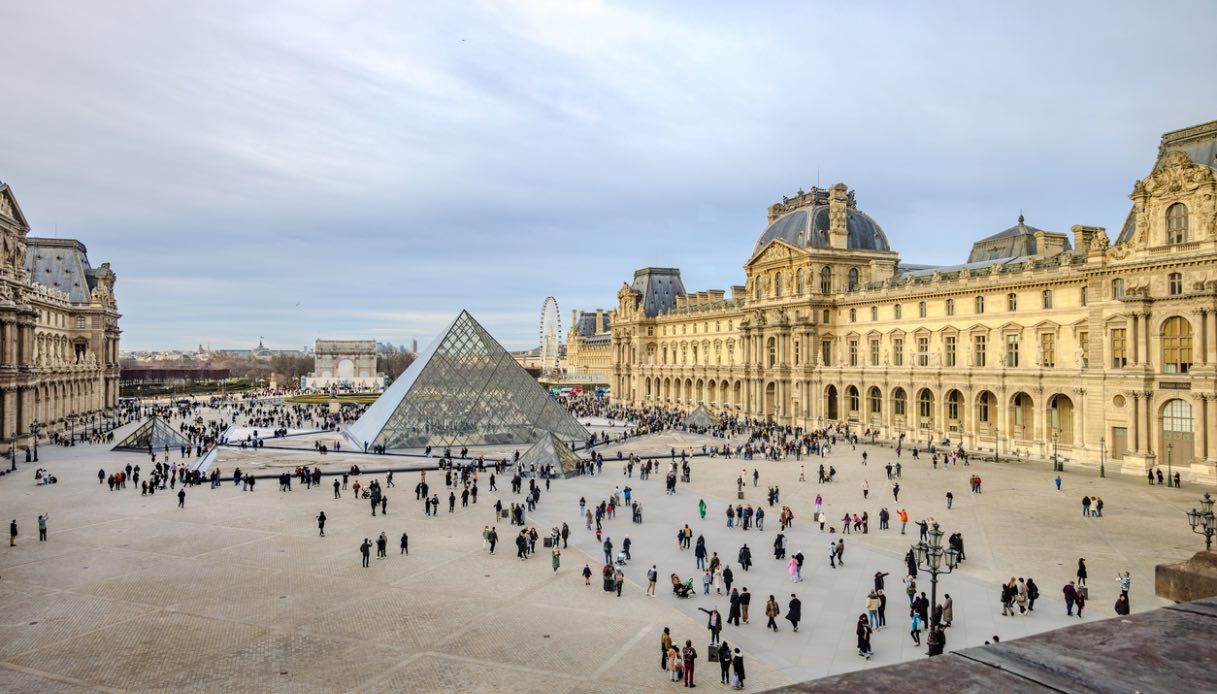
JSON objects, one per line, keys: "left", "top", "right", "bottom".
{"left": 302, "top": 339, "right": 385, "bottom": 390}
{"left": 565, "top": 307, "right": 612, "bottom": 380}
{"left": 0, "top": 181, "right": 121, "bottom": 450}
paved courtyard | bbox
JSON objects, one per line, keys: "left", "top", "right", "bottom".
{"left": 0, "top": 413, "right": 1209, "bottom": 692}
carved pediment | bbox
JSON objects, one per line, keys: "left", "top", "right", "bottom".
{"left": 746, "top": 239, "right": 801, "bottom": 267}
{"left": 1145, "top": 151, "right": 1215, "bottom": 197}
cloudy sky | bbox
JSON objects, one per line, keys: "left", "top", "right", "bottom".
{"left": 1, "top": 1, "right": 1213, "bottom": 351}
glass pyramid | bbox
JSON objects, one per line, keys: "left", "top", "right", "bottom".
{"left": 686, "top": 403, "right": 716, "bottom": 430}
{"left": 346, "top": 310, "right": 589, "bottom": 450}
{"left": 112, "top": 416, "right": 193, "bottom": 452}
{"left": 516, "top": 432, "right": 584, "bottom": 478}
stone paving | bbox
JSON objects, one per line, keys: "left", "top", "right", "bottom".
{"left": 0, "top": 415, "right": 1208, "bottom": 692}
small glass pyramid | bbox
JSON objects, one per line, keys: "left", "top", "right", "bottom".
{"left": 112, "top": 416, "right": 193, "bottom": 452}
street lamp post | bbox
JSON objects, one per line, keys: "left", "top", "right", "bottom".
{"left": 30, "top": 419, "right": 41, "bottom": 462}
{"left": 1052, "top": 432, "right": 1060, "bottom": 472}
{"left": 1099, "top": 435, "right": 1105, "bottom": 479}
{"left": 1167, "top": 443, "right": 1174, "bottom": 488}
{"left": 911, "top": 522, "right": 959, "bottom": 628}
{"left": 1186, "top": 493, "right": 1215, "bottom": 552}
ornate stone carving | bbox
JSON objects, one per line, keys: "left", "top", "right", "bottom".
{"left": 1145, "top": 151, "right": 1209, "bottom": 196}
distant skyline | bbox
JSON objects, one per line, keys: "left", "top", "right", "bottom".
{"left": 1, "top": 1, "right": 1214, "bottom": 351}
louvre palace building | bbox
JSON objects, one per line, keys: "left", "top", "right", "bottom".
{"left": 0, "top": 181, "right": 121, "bottom": 455}
{"left": 600, "top": 120, "right": 1217, "bottom": 482}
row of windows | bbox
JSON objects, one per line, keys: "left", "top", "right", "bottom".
{"left": 659, "top": 320, "right": 735, "bottom": 336}
{"left": 757, "top": 266, "right": 864, "bottom": 300}
{"left": 841, "top": 273, "right": 1187, "bottom": 325}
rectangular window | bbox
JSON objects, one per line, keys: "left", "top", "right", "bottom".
{"left": 794, "top": 341, "right": 800, "bottom": 366}
{"left": 974, "top": 334, "right": 987, "bottom": 367}
{"left": 1111, "top": 328, "right": 1127, "bottom": 368}
{"left": 893, "top": 338, "right": 904, "bottom": 366}
{"left": 1041, "top": 333, "right": 1055, "bottom": 367}
{"left": 978, "top": 397, "right": 989, "bottom": 422}
{"left": 647, "top": 327, "right": 654, "bottom": 337}
{"left": 849, "top": 339, "right": 858, "bottom": 366}
{"left": 870, "top": 339, "right": 879, "bottom": 366}
{"left": 1079, "top": 331, "right": 1089, "bottom": 368}
{"left": 821, "top": 341, "right": 832, "bottom": 367}
{"left": 1006, "top": 334, "right": 1020, "bottom": 367}
{"left": 1080, "top": 287, "right": 1088, "bottom": 306}
{"left": 918, "top": 302, "right": 927, "bottom": 318}
{"left": 895, "top": 395, "right": 906, "bottom": 416}
{"left": 945, "top": 335, "right": 956, "bottom": 367}
{"left": 917, "top": 336, "right": 929, "bottom": 366}
{"left": 894, "top": 305, "right": 902, "bottom": 320}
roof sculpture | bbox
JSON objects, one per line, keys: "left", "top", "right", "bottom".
{"left": 346, "top": 310, "right": 589, "bottom": 450}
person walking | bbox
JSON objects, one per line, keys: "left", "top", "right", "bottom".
{"left": 400, "top": 531, "right": 409, "bottom": 555}
{"left": 856, "top": 614, "right": 873, "bottom": 659}
{"left": 681, "top": 640, "right": 698, "bottom": 688}
{"left": 317, "top": 511, "right": 327, "bottom": 537}
{"left": 660, "top": 627, "right": 673, "bottom": 671}
{"left": 552, "top": 547, "right": 561, "bottom": 573}
{"left": 910, "top": 610, "right": 922, "bottom": 646}
{"left": 37, "top": 513, "right": 48, "bottom": 542}
{"left": 786, "top": 593, "right": 802, "bottom": 633}
{"left": 740, "top": 587, "right": 751, "bottom": 624}
{"left": 765, "top": 594, "right": 781, "bottom": 631}
{"left": 1075, "top": 586, "right": 1086, "bottom": 618}
{"left": 731, "top": 648, "right": 745, "bottom": 690}
{"left": 865, "top": 591, "right": 881, "bottom": 629}
{"left": 727, "top": 588, "right": 741, "bottom": 626}
{"left": 333, "top": 479, "right": 341, "bottom": 498}
{"left": 376, "top": 532, "right": 387, "bottom": 558}
{"left": 647, "top": 565, "right": 658, "bottom": 596}
{"left": 360, "top": 538, "right": 371, "bottom": 567}
{"left": 1063, "top": 580, "right": 1078, "bottom": 616}
{"left": 9, "top": 519, "right": 16, "bottom": 546}
{"left": 1077, "top": 558, "right": 1088, "bottom": 587}
{"left": 946, "top": 491, "right": 953, "bottom": 509}
{"left": 177, "top": 489, "right": 186, "bottom": 508}
{"left": 942, "top": 593, "right": 954, "bottom": 627}
{"left": 1026, "top": 578, "right": 1039, "bottom": 611}
{"left": 583, "top": 564, "right": 593, "bottom": 586}
{"left": 718, "top": 641, "right": 732, "bottom": 685}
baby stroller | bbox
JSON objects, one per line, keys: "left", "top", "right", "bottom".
{"left": 671, "top": 574, "right": 694, "bottom": 598}
{"left": 616, "top": 552, "right": 628, "bottom": 567}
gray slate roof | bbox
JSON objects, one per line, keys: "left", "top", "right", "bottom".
{"left": 24, "top": 237, "right": 97, "bottom": 304}
{"left": 754, "top": 205, "right": 890, "bottom": 255}
{"left": 631, "top": 268, "right": 685, "bottom": 318}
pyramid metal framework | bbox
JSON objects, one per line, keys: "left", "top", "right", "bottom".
{"left": 346, "top": 310, "right": 589, "bottom": 450}
{"left": 516, "top": 432, "right": 584, "bottom": 478}
{"left": 112, "top": 416, "right": 192, "bottom": 452}
{"left": 686, "top": 403, "right": 716, "bottom": 430}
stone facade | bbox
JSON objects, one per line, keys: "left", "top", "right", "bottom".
{"left": 303, "top": 339, "right": 384, "bottom": 390}
{"left": 610, "top": 121, "right": 1217, "bottom": 482}
{"left": 564, "top": 309, "right": 612, "bottom": 381}
{"left": 0, "top": 182, "right": 121, "bottom": 452}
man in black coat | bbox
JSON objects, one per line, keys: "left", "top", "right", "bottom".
{"left": 727, "top": 588, "right": 742, "bottom": 626}
{"left": 787, "top": 594, "right": 802, "bottom": 632}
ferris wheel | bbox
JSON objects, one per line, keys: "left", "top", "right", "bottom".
{"left": 539, "top": 296, "right": 562, "bottom": 374}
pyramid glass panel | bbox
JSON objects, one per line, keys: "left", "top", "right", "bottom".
{"left": 346, "top": 311, "right": 589, "bottom": 450}
{"left": 112, "top": 416, "right": 193, "bottom": 452}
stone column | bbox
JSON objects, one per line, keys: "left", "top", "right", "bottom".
{"left": 1075, "top": 389, "right": 1086, "bottom": 448}
{"left": 1130, "top": 314, "right": 1140, "bottom": 365}
{"left": 1143, "top": 391, "right": 1155, "bottom": 458}
{"left": 1132, "top": 393, "right": 1142, "bottom": 454}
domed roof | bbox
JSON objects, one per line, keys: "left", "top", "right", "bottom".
{"left": 753, "top": 205, "right": 890, "bottom": 255}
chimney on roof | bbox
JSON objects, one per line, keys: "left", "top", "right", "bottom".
{"left": 828, "top": 183, "right": 849, "bottom": 249}
{"left": 594, "top": 309, "right": 604, "bottom": 334}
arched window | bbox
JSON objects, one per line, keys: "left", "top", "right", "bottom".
{"left": 1007, "top": 292, "right": 1018, "bottom": 311}
{"left": 1167, "top": 203, "right": 1189, "bottom": 244}
{"left": 870, "top": 306, "right": 878, "bottom": 321}
{"left": 893, "top": 388, "right": 907, "bottom": 416}
{"left": 755, "top": 279, "right": 763, "bottom": 301}
{"left": 1169, "top": 272, "right": 1183, "bottom": 296}
{"left": 1042, "top": 290, "right": 1053, "bottom": 309}
{"left": 796, "top": 268, "right": 805, "bottom": 294}
{"left": 774, "top": 272, "right": 783, "bottom": 298}
{"left": 1163, "top": 398, "right": 1194, "bottom": 434}
{"left": 975, "top": 295, "right": 984, "bottom": 314}
{"left": 918, "top": 301, "right": 927, "bottom": 318}
{"left": 946, "top": 298, "right": 955, "bottom": 316}
{"left": 767, "top": 337, "right": 777, "bottom": 367}
{"left": 918, "top": 390, "right": 932, "bottom": 418}
{"left": 869, "top": 387, "right": 882, "bottom": 414}
{"left": 847, "top": 386, "right": 859, "bottom": 413}
{"left": 1161, "top": 316, "right": 1193, "bottom": 374}
{"left": 947, "top": 391, "right": 961, "bottom": 420}
{"left": 820, "top": 267, "right": 832, "bottom": 294}
{"left": 848, "top": 267, "right": 860, "bottom": 292}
